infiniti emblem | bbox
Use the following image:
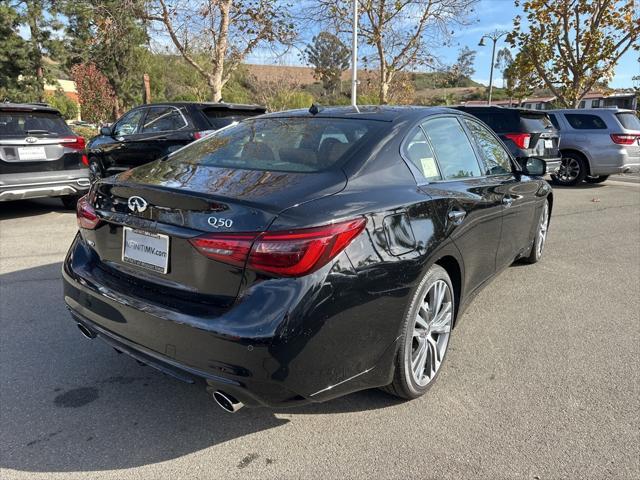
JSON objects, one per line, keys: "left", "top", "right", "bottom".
{"left": 127, "top": 196, "right": 148, "bottom": 213}
{"left": 25, "top": 137, "right": 38, "bottom": 143}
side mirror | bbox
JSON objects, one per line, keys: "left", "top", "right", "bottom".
{"left": 100, "top": 126, "right": 112, "bottom": 136}
{"left": 520, "top": 157, "right": 546, "bottom": 177}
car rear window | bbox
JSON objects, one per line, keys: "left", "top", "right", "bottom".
{"left": 464, "top": 110, "right": 520, "bottom": 133}
{"left": 166, "top": 117, "right": 381, "bottom": 172}
{"left": 519, "top": 113, "right": 554, "bottom": 132}
{"left": 615, "top": 112, "right": 640, "bottom": 130}
{"left": 564, "top": 114, "right": 607, "bottom": 130}
{"left": 203, "top": 109, "right": 264, "bottom": 129}
{"left": 0, "top": 111, "right": 72, "bottom": 137}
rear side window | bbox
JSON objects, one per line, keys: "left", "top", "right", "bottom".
{"left": 565, "top": 114, "right": 607, "bottom": 130}
{"left": 142, "top": 106, "right": 187, "bottom": 133}
{"left": 203, "top": 109, "right": 262, "bottom": 129}
{"left": 165, "top": 117, "right": 381, "bottom": 173}
{"left": 615, "top": 112, "right": 640, "bottom": 130}
{"left": 422, "top": 117, "right": 482, "bottom": 180}
{"left": 0, "top": 111, "right": 72, "bottom": 137}
{"left": 403, "top": 127, "right": 441, "bottom": 181}
{"left": 519, "top": 113, "right": 554, "bottom": 132}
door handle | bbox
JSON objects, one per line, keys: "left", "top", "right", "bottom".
{"left": 502, "top": 197, "right": 514, "bottom": 207}
{"left": 447, "top": 210, "right": 466, "bottom": 225}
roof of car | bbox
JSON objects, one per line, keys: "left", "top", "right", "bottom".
{"left": 135, "top": 102, "right": 266, "bottom": 111}
{"left": 259, "top": 105, "right": 461, "bottom": 122}
{"left": 0, "top": 102, "right": 61, "bottom": 113}
{"left": 453, "top": 105, "right": 549, "bottom": 115}
{"left": 547, "top": 108, "right": 635, "bottom": 114}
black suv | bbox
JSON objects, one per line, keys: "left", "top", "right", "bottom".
{"left": 88, "top": 102, "right": 266, "bottom": 180}
{"left": 0, "top": 103, "right": 89, "bottom": 207}
{"left": 453, "top": 106, "right": 561, "bottom": 174}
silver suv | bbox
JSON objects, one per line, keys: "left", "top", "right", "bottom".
{"left": 547, "top": 108, "right": 640, "bottom": 185}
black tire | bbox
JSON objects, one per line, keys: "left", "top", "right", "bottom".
{"left": 550, "top": 152, "right": 588, "bottom": 186}
{"left": 382, "top": 264, "right": 454, "bottom": 400}
{"left": 60, "top": 195, "right": 80, "bottom": 209}
{"left": 523, "top": 199, "right": 550, "bottom": 264}
{"left": 585, "top": 175, "right": 609, "bottom": 184}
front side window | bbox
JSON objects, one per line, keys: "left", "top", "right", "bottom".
{"left": 165, "top": 117, "right": 381, "bottom": 173}
{"left": 403, "top": 127, "right": 441, "bottom": 181}
{"left": 464, "top": 119, "right": 512, "bottom": 175}
{"left": 565, "top": 114, "right": 607, "bottom": 130}
{"left": 113, "top": 109, "right": 145, "bottom": 137}
{"left": 422, "top": 117, "right": 482, "bottom": 180}
{"left": 142, "top": 107, "right": 187, "bottom": 133}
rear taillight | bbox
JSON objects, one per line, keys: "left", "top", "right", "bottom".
{"left": 189, "top": 218, "right": 367, "bottom": 277}
{"left": 77, "top": 195, "right": 100, "bottom": 230}
{"left": 504, "top": 133, "right": 531, "bottom": 149}
{"left": 610, "top": 133, "right": 637, "bottom": 145}
{"left": 62, "top": 136, "right": 86, "bottom": 150}
{"left": 193, "top": 130, "right": 215, "bottom": 140}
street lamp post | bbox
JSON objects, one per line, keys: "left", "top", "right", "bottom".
{"left": 351, "top": 0, "right": 358, "bottom": 107}
{"left": 478, "top": 30, "right": 508, "bottom": 105}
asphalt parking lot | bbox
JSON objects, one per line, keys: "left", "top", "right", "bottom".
{"left": 1, "top": 178, "right": 639, "bottom": 480}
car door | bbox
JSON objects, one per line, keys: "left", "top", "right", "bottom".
{"left": 138, "top": 105, "right": 194, "bottom": 162}
{"left": 416, "top": 116, "right": 505, "bottom": 294}
{"left": 98, "top": 107, "right": 148, "bottom": 175}
{"left": 463, "top": 118, "right": 539, "bottom": 268}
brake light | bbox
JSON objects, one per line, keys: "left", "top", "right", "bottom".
{"left": 61, "top": 136, "right": 86, "bottom": 150}
{"left": 610, "top": 133, "right": 637, "bottom": 145}
{"left": 189, "top": 218, "right": 367, "bottom": 277}
{"left": 504, "top": 133, "right": 531, "bottom": 149}
{"left": 76, "top": 195, "right": 100, "bottom": 229}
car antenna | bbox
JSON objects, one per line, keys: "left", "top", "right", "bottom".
{"left": 309, "top": 103, "right": 321, "bottom": 115}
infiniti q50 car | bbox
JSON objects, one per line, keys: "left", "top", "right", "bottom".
{"left": 63, "top": 106, "right": 552, "bottom": 412}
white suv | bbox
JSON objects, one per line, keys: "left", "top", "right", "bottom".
{"left": 547, "top": 108, "right": 640, "bottom": 185}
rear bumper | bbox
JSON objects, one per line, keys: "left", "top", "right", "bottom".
{"left": 0, "top": 169, "right": 89, "bottom": 201}
{"left": 62, "top": 234, "right": 400, "bottom": 407}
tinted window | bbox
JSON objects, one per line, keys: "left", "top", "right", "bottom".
{"left": 464, "top": 119, "right": 512, "bottom": 175}
{"left": 403, "top": 127, "right": 441, "bottom": 181}
{"left": 142, "top": 107, "right": 187, "bottom": 133}
{"left": 203, "top": 109, "right": 262, "bottom": 129}
{"left": 565, "top": 114, "right": 607, "bottom": 130}
{"left": 422, "top": 117, "right": 482, "bottom": 180}
{"left": 520, "top": 113, "right": 553, "bottom": 131}
{"left": 165, "top": 118, "right": 380, "bottom": 173}
{"left": 0, "top": 111, "right": 72, "bottom": 137}
{"left": 548, "top": 113, "right": 560, "bottom": 130}
{"left": 464, "top": 110, "right": 519, "bottom": 133}
{"left": 616, "top": 112, "right": 640, "bottom": 130}
{"left": 113, "top": 109, "right": 145, "bottom": 136}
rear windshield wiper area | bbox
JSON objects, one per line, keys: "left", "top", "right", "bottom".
{"left": 25, "top": 129, "right": 57, "bottom": 135}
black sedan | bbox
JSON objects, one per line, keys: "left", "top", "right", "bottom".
{"left": 63, "top": 106, "right": 552, "bottom": 411}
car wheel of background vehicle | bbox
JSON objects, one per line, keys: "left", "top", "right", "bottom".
{"left": 382, "top": 264, "right": 454, "bottom": 400}
{"left": 523, "top": 199, "right": 549, "bottom": 264}
{"left": 60, "top": 195, "right": 80, "bottom": 209}
{"left": 550, "top": 152, "right": 587, "bottom": 186}
{"left": 585, "top": 175, "right": 609, "bottom": 184}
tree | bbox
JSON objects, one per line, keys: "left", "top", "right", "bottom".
{"left": 316, "top": 0, "right": 478, "bottom": 104}
{"left": 503, "top": 50, "right": 537, "bottom": 105}
{"left": 144, "top": 0, "right": 296, "bottom": 102}
{"left": 509, "top": 0, "right": 640, "bottom": 108}
{"left": 448, "top": 46, "right": 476, "bottom": 87}
{"left": 494, "top": 47, "right": 513, "bottom": 89}
{"left": 71, "top": 63, "right": 115, "bottom": 124}
{"left": 304, "top": 32, "right": 350, "bottom": 96}
{"left": 45, "top": 88, "right": 79, "bottom": 120}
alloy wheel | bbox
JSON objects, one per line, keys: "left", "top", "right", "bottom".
{"left": 537, "top": 201, "right": 549, "bottom": 258}
{"left": 557, "top": 157, "right": 580, "bottom": 182}
{"left": 411, "top": 279, "right": 453, "bottom": 387}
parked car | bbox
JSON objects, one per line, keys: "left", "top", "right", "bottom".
{"left": 453, "top": 105, "right": 562, "bottom": 174}
{"left": 0, "top": 102, "right": 89, "bottom": 207}
{"left": 64, "top": 106, "right": 552, "bottom": 411}
{"left": 547, "top": 108, "right": 640, "bottom": 185}
{"left": 87, "top": 102, "right": 266, "bottom": 181}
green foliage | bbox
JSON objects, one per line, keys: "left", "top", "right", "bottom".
{"left": 303, "top": 32, "right": 350, "bottom": 96}
{"left": 45, "top": 88, "right": 78, "bottom": 120}
{"left": 268, "top": 90, "right": 314, "bottom": 111}
{"left": 71, "top": 63, "right": 114, "bottom": 124}
{"left": 446, "top": 47, "right": 477, "bottom": 87}
{"left": 71, "top": 125, "right": 99, "bottom": 140}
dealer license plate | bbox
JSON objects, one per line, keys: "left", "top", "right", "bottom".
{"left": 122, "top": 227, "right": 170, "bottom": 273}
{"left": 17, "top": 146, "right": 47, "bottom": 161}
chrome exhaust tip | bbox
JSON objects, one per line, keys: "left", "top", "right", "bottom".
{"left": 77, "top": 323, "right": 96, "bottom": 339}
{"left": 213, "top": 390, "right": 244, "bottom": 413}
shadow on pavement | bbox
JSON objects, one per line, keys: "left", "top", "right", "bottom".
{"left": 0, "top": 262, "right": 401, "bottom": 474}
{"left": 0, "top": 198, "right": 73, "bottom": 221}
